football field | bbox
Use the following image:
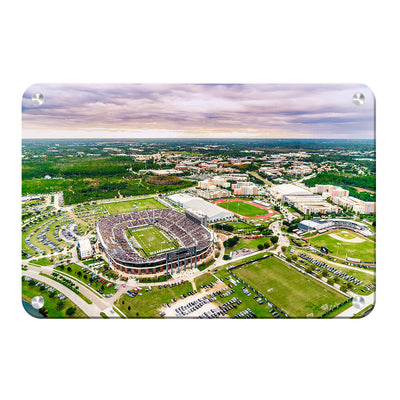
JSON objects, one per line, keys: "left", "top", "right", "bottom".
{"left": 234, "top": 256, "right": 348, "bottom": 318}
{"left": 215, "top": 199, "right": 273, "bottom": 217}
{"left": 128, "top": 225, "right": 177, "bottom": 257}
{"left": 104, "top": 197, "right": 167, "bottom": 215}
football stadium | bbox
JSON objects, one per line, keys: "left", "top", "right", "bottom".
{"left": 96, "top": 209, "right": 214, "bottom": 276}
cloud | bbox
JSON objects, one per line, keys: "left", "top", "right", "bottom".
{"left": 22, "top": 83, "right": 375, "bottom": 138}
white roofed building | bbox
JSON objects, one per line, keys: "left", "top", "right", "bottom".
{"left": 78, "top": 238, "right": 93, "bottom": 259}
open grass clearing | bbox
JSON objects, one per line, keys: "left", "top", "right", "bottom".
{"left": 116, "top": 281, "right": 193, "bottom": 318}
{"left": 234, "top": 256, "right": 348, "bottom": 318}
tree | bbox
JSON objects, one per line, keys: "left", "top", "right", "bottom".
{"left": 271, "top": 236, "right": 279, "bottom": 244}
{"left": 66, "top": 307, "right": 76, "bottom": 316}
{"left": 263, "top": 242, "right": 269, "bottom": 249}
{"left": 223, "top": 255, "right": 230, "bottom": 260}
{"left": 292, "top": 254, "right": 298, "bottom": 261}
{"left": 281, "top": 246, "right": 287, "bottom": 252}
{"left": 67, "top": 266, "right": 72, "bottom": 272}
{"left": 322, "top": 270, "right": 329, "bottom": 277}
{"left": 77, "top": 271, "right": 82, "bottom": 277}
{"left": 257, "top": 244, "right": 264, "bottom": 250}
{"left": 56, "top": 300, "right": 65, "bottom": 310}
{"left": 286, "top": 255, "right": 292, "bottom": 262}
{"left": 333, "top": 276, "right": 340, "bottom": 283}
{"left": 128, "top": 306, "right": 131, "bottom": 311}
{"left": 346, "top": 281, "right": 353, "bottom": 289}
{"left": 327, "top": 278, "right": 335, "bottom": 285}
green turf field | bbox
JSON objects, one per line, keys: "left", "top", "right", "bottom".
{"left": 116, "top": 281, "right": 193, "bottom": 318}
{"left": 234, "top": 256, "right": 348, "bottom": 318}
{"left": 104, "top": 198, "right": 167, "bottom": 215}
{"left": 128, "top": 225, "right": 178, "bottom": 257}
{"left": 217, "top": 200, "right": 270, "bottom": 217}
{"left": 308, "top": 230, "right": 375, "bottom": 262}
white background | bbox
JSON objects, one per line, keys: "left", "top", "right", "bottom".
{"left": 1, "top": 1, "right": 399, "bottom": 399}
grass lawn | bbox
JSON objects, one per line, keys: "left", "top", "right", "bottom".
{"left": 128, "top": 225, "right": 177, "bottom": 257}
{"left": 194, "top": 273, "right": 216, "bottom": 289}
{"left": 116, "top": 281, "right": 193, "bottom": 318}
{"left": 225, "top": 237, "right": 271, "bottom": 256}
{"left": 226, "top": 222, "right": 255, "bottom": 232}
{"left": 55, "top": 263, "right": 118, "bottom": 295}
{"left": 29, "top": 258, "right": 53, "bottom": 266}
{"left": 234, "top": 256, "right": 348, "bottom": 318}
{"left": 22, "top": 278, "right": 87, "bottom": 318}
{"left": 218, "top": 200, "right": 270, "bottom": 217}
{"left": 308, "top": 230, "right": 375, "bottom": 262}
{"left": 104, "top": 197, "right": 167, "bottom": 215}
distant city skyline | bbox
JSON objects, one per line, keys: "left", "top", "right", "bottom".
{"left": 22, "top": 84, "right": 374, "bottom": 139}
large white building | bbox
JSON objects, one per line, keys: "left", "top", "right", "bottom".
{"left": 167, "top": 194, "right": 234, "bottom": 222}
{"left": 78, "top": 238, "right": 93, "bottom": 259}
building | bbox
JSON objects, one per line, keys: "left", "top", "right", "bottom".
{"left": 232, "top": 181, "right": 259, "bottom": 196}
{"left": 271, "top": 183, "right": 312, "bottom": 199}
{"left": 272, "top": 184, "right": 340, "bottom": 215}
{"left": 220, "top": 173, "right": 248, "bottom": 182}
{"left": 198, "top": 177, "right": 230, "bottom": 189}
{"left": 167, "top": 194, "right": 234, "bottom": 222}
{"left": 197, "top": 188, "right": 231, "bottom": 200}
{"left": 298, "top": 218, "right": 373, "bottom": 236}
{"left": 78, "top": 238, "right": 93, "bottom": 259}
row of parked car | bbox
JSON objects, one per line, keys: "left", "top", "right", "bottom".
{"left": 299, "top": 253, "right": 363, "bottom": 286}
{"left": 23, "top": 276, "right": 66, "bottom": 300}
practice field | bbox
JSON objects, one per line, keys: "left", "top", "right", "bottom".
{"left": 234, "top": 256, "right": 348, "bottom": 318}
{"left": 214, "top": 199, "right": 275, "bottom": 219}
{"left": 128, "top": 225, "right": 178, "bottom": 257}
{"left": 308, "top": 230, "right": 375, "bottom": 262}
{"left": 104, "top": 197, "right": 167, "bottom": 215}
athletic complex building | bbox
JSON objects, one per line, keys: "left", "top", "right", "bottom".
{"left": 96, "top": 209, "right": 214, "bottom": 276}
{"left": 298, "top": 218, "right": 373, "bottom": 236}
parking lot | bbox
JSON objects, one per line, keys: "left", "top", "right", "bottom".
{"left": 162, "top": 290, "right": 224, "bottom": 318}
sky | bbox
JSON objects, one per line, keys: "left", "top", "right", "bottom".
{"left": 22, "top": 83, "right": 375, "bottom": 139}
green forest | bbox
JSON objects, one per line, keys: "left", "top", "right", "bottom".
{"left": 305, "top": 172, "right": 376, "bottom": 201}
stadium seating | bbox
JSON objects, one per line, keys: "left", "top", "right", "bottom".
{"left": 97, "top": 209, "right": 213, "bottom": 266}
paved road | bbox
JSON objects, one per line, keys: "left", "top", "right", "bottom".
{"left": 24, "top": 264, "right": 121, "bottom": 318}
{"left": 23, "top": 269, "right": 105, "bottom": 317}
{"left": 336, "top": 292, "right": 375, "bottom": 318}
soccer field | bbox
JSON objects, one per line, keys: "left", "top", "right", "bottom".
{"left": 104, "top": 198, "right": 167, "bottom": 215}
{"left": 128, "top": 226, "right": 177, "bottom": 257}
{"left": 234, "top": 256, "right": 348, "bottom": 317}
{"left": 217, "top": 200, "right": 270, "bottom": 217}
{"left": 308, "top": 230, "right": 375, "bottom": 262}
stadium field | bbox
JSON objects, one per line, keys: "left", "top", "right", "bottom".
{"left": 308, "top": 230, "right": 375, "bottom": 262}
{"left": 234, "top": 256, "right": 348, "bottom": 318}
{"left": 104, "top": 197, "right": 167, "bottom": 215}
{"left": 128, "top": 225, "right": 177, "bottom": 257}
{"left": 216, "top": 200, "right": 272, "bottom": 217}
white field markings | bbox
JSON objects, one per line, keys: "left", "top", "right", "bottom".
{"left": 131, "top": 226, "right": 175, "bottom": 256}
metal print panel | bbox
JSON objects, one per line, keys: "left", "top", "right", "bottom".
{"left": 21, "top": 84, "right": 376, "bottom": 319}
